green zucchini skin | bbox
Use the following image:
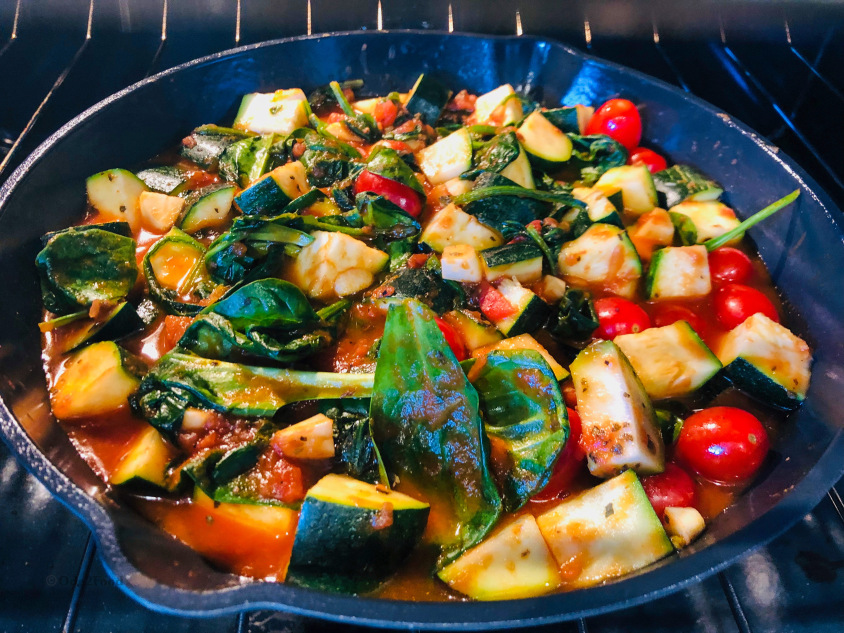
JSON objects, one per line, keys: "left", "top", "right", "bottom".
{"left": 405, "top": 74, "right": 453, "bottom": 126}
{"left": 286, "top": 498, "right": 429, "bottom": 593}
{"left": 481, "top": 243, "right": 543, "bottom": 269}
{"left": 234, "top": 176, "right": 292, "bottom": 216}
{"left": 136, "top": 166, "right": 188, "bottom": 194}
{"left": 57, "top": 302, "right": 144, "bottom": 354}
{"left": 722, "top": 357, "right": 804, "bottom": 410}
{"left": 180, "top": 124, "right": 255, "bottom": 169}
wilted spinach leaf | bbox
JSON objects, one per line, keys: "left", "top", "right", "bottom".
{"left": 36, "top": 227, "right": 138, "bottom": 315}
{"left": 370, "top": 299, "right": 502, "bottom": 565}
{"left": 548, "top": 288, "right": 599, "bottom": 341}
{"left": 472, "top": 349, "right": 569, "bottom": 512}
{"left": 219, "top": 134, "right": 278, "bottom": 187}
{"left": 568, "top": 134, "right": 629, "bottom": 185}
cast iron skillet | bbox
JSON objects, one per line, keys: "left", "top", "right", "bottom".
{"left": 0, "top": 31, "right": 843, "bottom": 629}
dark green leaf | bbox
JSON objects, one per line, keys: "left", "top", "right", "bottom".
{"left": 371, "top": 267, "right": 458, "bottom": 314}
{"left": 548, "top": 288, "right": 599, "bottom": 341}
{"left": 472, "top": 349, "right": 569, "bottom": 512}
{"left": 365, "top": 147, "right": 424, "bottom": 196}
{"left": 370, "top": 299, "right": 502, "bottom": 565}
{"left": 180, "top": 124, "right": 256, "bottom": 169}
{"left": 568, "top": 134, "right": 629, "bottom": 185}
{"left": 144, "top": 228, "right": 217, "bottom": 316}
{"left": 219, "top": 134, "right": 278, "bottom": 187}
{"left": 36, "top": 227, "right": 138, "bottom": 315}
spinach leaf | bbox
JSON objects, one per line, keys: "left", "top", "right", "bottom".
{"left": 133, "top": 351, "right": 375, "bottom": 434}
{"left": 568, "top": 134, "right": 629, "bottom": 185}
{"left": 463, "top": 131, "right": 521, "bottom": 179}
{"left": 178, "top": 279, "right": 334, "bottom": 362}
{"left": 328, "top": 81, "right": 380, "bottom": 143}
{"left": 180, "top": 124, "right": 256, "bottom": 169}
{"left": 322, "top": 400, "right": 383, "bottom": 484}
{"left": 365, "top": 147, "right": 424, "bottom": 196}
{"left": 36, "top": 227, "right": 138, "bottom": 315}
{"left": 307, "top": 79, "right": 364, "bottom": 112}
{"left": 371, "top": 267, "right": 459, "bottom": 314}
{"left": 462, "top": 172, "right": 547, "bottom": 238}
{"left": 370, "top": 299, "right": 502, "bottom": 565}
{"left": 219, "top": 134, "right": 278, "bottom": 187}
{"left": 472, "top": 349, "right": 570, "bottom": 512}
{"left": 548, "top": 288, "right": 599, "bottom": 341}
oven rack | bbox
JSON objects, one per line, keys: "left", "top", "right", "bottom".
{"left": 0, "top": 2, "right": 842, "bottom": 632}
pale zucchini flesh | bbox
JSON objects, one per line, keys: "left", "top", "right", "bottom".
{"left": 595, "top": 165, "right": 657, "bottom": 215}
{"left": 668, "top": 200, "right": 742, "bottom": 245}
{"left": 111, "top": 424, "right": 178, "bottom": 488}
{"left": 557, "top": 224, "right": 642, "bottom": 299}
{"left": 517, "top": 111, "right": 573, "bottom": 164}
{"left": 569, "top": 340, "right": 664, "bottom": 478}
{"left": 86, "top": 168, "right": 149, "bottom": 232}
{"left": 420, "top": 203, "right": 503, "bottom": 252}
{"left": 645, "top": 245, "right": 711, "bottom": 300}
{"left": 536, "top": 470, "right": 673, "bottom": 589}
{"left": 439, "top": 514, "right": 562, "bottom": 600}
{"left": 614, "top": 321, "right": 722, "bottom": 400}
{"left": 416, "top": 127, "right": 473, "bottom": 185}
{"left": 233, "top": 89, "right": 309, "bottom": 135}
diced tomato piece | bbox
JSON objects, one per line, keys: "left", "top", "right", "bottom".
{"left": 163, "top": 315, "right": 194, "bottom": 351}
{"left": 434, "top": 316, "right": 468, "bottom": 361}
{"left": 406, "top": 253, "right": 430, "bottom": 268}
{"left": 326, "top": 112, "right": 345, "bottom": 124}
{"left": 478, "top": 282, "right": 517, "bottom": 322}
{"left": 374, "top": 100, "right": 399, "bottom": 128}
{"left": 377, "top": 139, "right": 412, "bottom": 153}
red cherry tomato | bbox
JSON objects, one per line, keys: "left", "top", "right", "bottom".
{"left": 373, "top": 99, "right": 398, "bottom": 128}
{"left": 434, "top": 317, "right": 467, "bottom": 361}
{"left": 650, "top": 303, "right": 707, "bottom": 336}
{"left": 478, "top": 282, "right": 517, "bottom": 322}
{"left": 585, "top": 99, "right": 642, "bottom": 151}
{"left": 708, "top": 247, "right": 753, "bottom": 285}
{"left": 675, "top": 407, "right": 770, "bottom": 483}
{"left": 594, "top": 297, "right": 652, "bottom": 339}
{"left": 640, "top": 463, "right": 697, "bottom": 520}
{"left": 629, "top": 147, "right": 667, "bottom": 173}
{"left": 354, "top": 170, "right": 423, "bottom": 217}
{"left": 713, "top": 283, "right": 779, "bottom": 330}
{"left": 532, "top": 408, "right": 586, "bottom": 501}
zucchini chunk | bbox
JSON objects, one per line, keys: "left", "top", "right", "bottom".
{"left": 405, "top": 73, "right": 452, "bottom": 126}
{"left": 416, "top": 127, "right": 473, "bottom": 185}
{"left": 472, "top": 84, "right": 523, "bottom": 127}
{"left": 136, "top": 166, "right": 188, "bottom": 195}
{"left": 594, "top": 165, "right": 657, "bottom": 215}
{"left": 716, "top": 312, "right": 811, "bottom": 408}
{"left": 654, "top": 164, "right": 723, "bottom": 208}
{"left": 570, "top": 340, "right": 664, "bottom": 478}
{"left": 270, "top": 413, "right": 335, "bottom": 460}
{"left": 572, "top": 186, "right": 623, "bottom": 226}
{"left": 535, "top": 275, "right": 568, "bottom": 304}
{"left": 481, "top": 243, "right": 544, "bottom": 284}
{"left": 471, "top": 333, "right": 569, "bottom": 381}
{"left": 442, "top": 309, "right": 502, "bottom": 351}
{"left": 557, "top": 224, "right": 642, "bottom": 299}
{"left": 499, "top": 144, "right": 535, "bottom": 190}
{"left": 234, "top": 161, "right": 309, "bottom": 216}
{"left": 536, "top": 470, "right": 673, "bottom": 589}
{"left": 645, "top": 245, "right": 711, "bottom": 300}
{"left": 490, "top": 278, "right": 549, "bottom": 338}
{"left": 441, "top": 244, "right": 484, "bottom": 283}
{"left": 420, "top": 203, "right": 504, "bottom": 253}
{"left": 287, "top": 231, "right": 388, "bottom": 301}
{"left": 439, "top": 515, "right": 562, "bottom": 600}
{"left": 179, "top": 184, "right": 237, "bottom": 234}
{"left": 668, "top": 200, "right": 742, "bottom": 245}
{"left": 180, "top": 125, "right": 255, "bottom": 169}
{"left": 111, "top": 424, "right": 178, "bottom": 489}
{"left": 628, "top": 208, "right": 675, "bottom": 261}
{"left": 286, "top": 474, "right": 429, "bottom": 592}
{"left": 139, "top": 191, "right": 185, "bottom": 232}
{"left": 86, "top": 168, "right": 149, "bottom": 233}
{"left": 614, "top": 321, "right": 722, "bottom": 400}
{"left": 51, "top": 341, "right": 144, "bottom": 420}
{"left": 517, "top": 110, "right": 573, "bottom": 171}
{"left": 144, "top": 228, "right": 215, "bottom": 315}
{"left": 233, "top": 89, "right": 309, "bottom": 135}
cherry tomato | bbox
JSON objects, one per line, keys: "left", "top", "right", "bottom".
{"left": 478, "top": 282, "right": 517, "bottom": 322}
{"left": 375, "top": 139, "right": 411, "bottom": 153}
{"left": 640, "top": 463, "right": 697, "bottom": 520}
{"left": 532, "top": 408, "right": 586, "bottom": 501}
{"left": 713, "top": 283, "right": 779, "bottom": 330}
{"left": 373, "top": 99, "right": 398, "bottom": 128}
{"left": 709, "top": 247, "right": 753, "bottom": 285}
{"left": 585, "top": 98, "right": 642, "bottom": 151}
{"left": 434, "top": 316, "right": 468, "bottom": 361}
{"left": 675, "top": 407, "right": 770, "bottom": 483}
{"left": 650, "top": 303, "right": 707, "bottom": 336}
{"left": 594, "top": 297, "right": 652, "bottom": 339}
{"left": 629, "top": 147, "right": 667, "bottom": 173}
{"left": 354, "top": 170, "right": 423, "bottom": 217}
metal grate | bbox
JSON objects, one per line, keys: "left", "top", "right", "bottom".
{"left": 1, "top": 1, "right": 843, "bottom": 631}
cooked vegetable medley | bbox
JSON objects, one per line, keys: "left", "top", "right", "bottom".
{"left": 37, "top": 75, "right": 812, "bottom": 600}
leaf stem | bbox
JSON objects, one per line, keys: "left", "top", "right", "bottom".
{"left": 704, "top": 189, "right": 800, "bottom": 251}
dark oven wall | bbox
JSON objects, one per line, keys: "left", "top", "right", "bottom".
{"left": 0, "top": 1, "right": 843, "bottom": 633}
